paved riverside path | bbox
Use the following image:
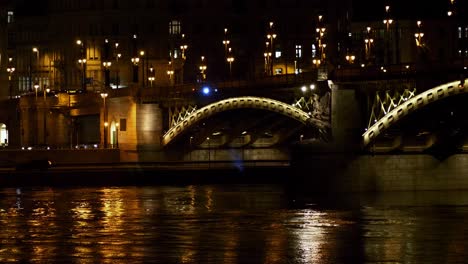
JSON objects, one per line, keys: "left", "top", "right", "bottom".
{"left": 0, "top": 161, "right": 291, "bottom": 186}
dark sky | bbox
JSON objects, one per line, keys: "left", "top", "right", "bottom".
{"left": 352, "top": 0, "right": 451, "bottom": 21}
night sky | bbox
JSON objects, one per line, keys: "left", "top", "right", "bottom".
{"left": 353, "top": 0, "right": 453, "bottom": 21}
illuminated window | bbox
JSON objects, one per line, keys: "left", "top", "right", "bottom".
{"left": 169, "top": 20, "right": 181, "bottom": 35}
{"left": 7, "top": 11, "right": 13, "bottom": 23}
{"left": 295, "top": 45, "right": 302, "bottom": 58}
{"left": 458, "top": 27, "right": 462, "bottom": 39}
{"left": 312, "top": 44, "right": 317, "bottom": 57}
{"left": 275, "top": 51, "right": 281, "bottom": 58}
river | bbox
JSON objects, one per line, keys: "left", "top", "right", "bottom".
{"left": 0, "top": 185, "right": 467, "bottom": 263}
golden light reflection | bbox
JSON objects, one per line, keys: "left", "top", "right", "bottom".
{"left": 98, "top": 188, "right": 132, "bottom": 260}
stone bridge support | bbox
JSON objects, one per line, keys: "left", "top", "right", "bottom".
{"left": 330, "top": 82, "right": 363, "bottom": 152}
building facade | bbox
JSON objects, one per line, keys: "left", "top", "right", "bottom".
{"left": 0, "top": 0, "right": 467, "bottom": 149}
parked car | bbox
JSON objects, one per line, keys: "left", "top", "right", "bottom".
{"left": 15, "top": 159, "right": 53, "bottom": 171}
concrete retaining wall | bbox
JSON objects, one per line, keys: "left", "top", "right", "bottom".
{"left": 293, "top": 153, "right": 468, "bottom": 192}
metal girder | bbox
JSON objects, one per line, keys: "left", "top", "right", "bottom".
{"left": 363, "top": 79, "right": 468, "bottom": 147}
{"left": 162, "top": 96, "right": 323, "bottom": 147}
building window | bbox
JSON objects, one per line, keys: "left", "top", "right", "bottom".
{"left": 7, "top": 11, "right": 13, "bottom": 23}
{"left": 458, "top": 27, "right": 462, "bottom": 39}
{"left": 312, "top": 44, "right": 317, "bottom": 58}
{"left": 275, "top": 51, "right": 281, "bottom": 58}
{"left": 119, "top": 119, "right": 127, "bottom": 131}
{"left": 169, "top": 20, "right": 181, "bottom": 35}
{"left": 295, "top": 45, "right": 302, "bottom": 58}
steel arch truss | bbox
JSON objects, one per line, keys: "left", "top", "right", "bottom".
{"left": 162, "top": 96, "right": 325, "bottom": 147}
{"left": 367, "top": 87, "right": 416, "bottom": 129}
{"left": 363, "top": 79, "right": 468, "bottom": 147}
{"left": 169, "top": 105, "right": 198, "bottom": 128}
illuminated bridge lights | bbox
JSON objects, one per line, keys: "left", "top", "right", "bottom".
{"left": 162, "top": 96, "right": 325, "bottom": 147}
{"left": 362, "top": 79, "right": 468, "bottom": 147}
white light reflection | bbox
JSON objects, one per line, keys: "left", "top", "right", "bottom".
{"left": 290, "top": 209, "right": 347, "bottom": 262}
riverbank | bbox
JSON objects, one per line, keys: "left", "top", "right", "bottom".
{"left": 0, "top": 161, "right": 291, "bottom": 187}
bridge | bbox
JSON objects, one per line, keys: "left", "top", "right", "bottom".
{"left": 2, "top": 63, "right": 468, "bottom": 163}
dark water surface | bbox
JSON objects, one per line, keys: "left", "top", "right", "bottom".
{"left": 1, "top": 185, "right": 468, "bottom": 263}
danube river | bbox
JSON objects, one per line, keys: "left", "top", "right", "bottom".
{"left": 0, "top": 185, "right": 467, "bottom": 263}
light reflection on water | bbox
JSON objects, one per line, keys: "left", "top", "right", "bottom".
{"left": 0, "top": 186, "right": 468, "bottom": 263}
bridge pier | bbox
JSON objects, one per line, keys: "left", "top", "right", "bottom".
{"left": 330, "top": 82, "right": 363, "bottom": 152}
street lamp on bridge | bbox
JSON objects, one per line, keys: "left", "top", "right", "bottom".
{"left": 414, "top": 20, "right": 424, "bottom": 47}
{"left": 226, "top": 47, "right": 234, "bottom": 78}
{"left": 7, "top": 65, "right": 15, "bottom": 99}
{"left": 100, "top": 92, "right": 108, "bottom": 148}
{"left": 148, "top": 65, "right": 155, "bottom": 87}
{"left": 199, "top": 56, "right": 207, "bottom": 82}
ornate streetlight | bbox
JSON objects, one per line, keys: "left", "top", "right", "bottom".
{"left": 100, "top": 92, "right": 108, "bottom": 148}
{"left": 114, "top": 42, "right": 121, "bottom": 89}
{"left": 345, "top": 53, "right": 356, "bottom": 64}
{"left": 383, "top": 5, "right": 393, "bottom": 31}
{"left": 34, "top": 83, "right": 39, "bottom": 100}
{"left": 382, "top": 6, "right": 394, "bottom": 64}
{"left": 364, "top": 27, "right": 374, "bottom": 63}
{"left": 226, "top": 47, "right": 234, "bottom": 78}
{"left": 148, "top": 65, "right": 155, "bottom": 87}
{"left": 316, "top": 15, "right": 326, "bottom": 61}
{"left": 102, "top": 61, "right": 112, "bottom": 88}
{"left": 76, "top": 40, "right": 87, "bottom": 91}
{"left": 7, "top": 65, "right": 15, "bottom": 99}
{"left": 222, "top": 28, "right": 230, "bottom": 57}
{"left": 199, "top": 56, "right": 207, "bottom": 82}
{"left": 266, "top": 21, "right": 277, "bottom": 76}
{"left": 139, "top": 50, "right": 146, "bottom": 86}
{"left": 414, "top": 20, "right": 424, "bottom": 47}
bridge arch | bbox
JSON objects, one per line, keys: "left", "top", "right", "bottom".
{"left": 363, "top": 79, "right": 468, "bottom": 147}
{"left": 162, "top": 96, "right": 319, "bottom": 147}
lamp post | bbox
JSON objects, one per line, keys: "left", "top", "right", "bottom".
{"left": 7, "top": 66, "right": 15, "bottom": 99}
{"left": 227, "top": 54, "right": 234, "bottom": 78}
{"left": 383, "top": 5, "right": 393, "bottom": 64}
{"left": 114, "top": 42, "right": 121, "bottom": 89}
{"left": 115, "top": 122, "right": 119, "bottom": 148}
{"left": 312, "top": 58, "right": 321, "bottom": 67}
{"left": 102, "top": 61, "right": 112, "bottom": 88}
{"left": 100, "top": 92, "right": 108, "bottom": 148}
{"left": 148, "top": 64, "right": 155, "bottom": 87}
{"left": 266, "top": 22, "right": 277, "bottom": 76}
{"left": 364, "top": 26, "right": 374, "bottom": 64}
{"left": 199, "top": 56, "right": 207, "bottom": 82}
{"left": 414, "top": 20, "right": 424, "bottom": 47}
{"left": 316, "top": 15, "right": 326, "bottom": 61}
{"left": 206, "top": 136, "right": 210, "bottom": 168}
{"left": 43, "top": 87, "right": 50, "bottom": 145}
{"left": 222, "top": 28, "right": 230, "bottom": 57}
{"left": 139, "top": 50, "right": 146, "bottom": 87}
{"left": 345, "top": 51, "right": 356, "bottom": 64}
{"left": 34, "top": 83, "right": 39, "bottom": 100}
{"left": 167, "top": 69, "right": 174, "bottom": 85}
{"left": 76, "top": 40, "right": 87, "bottom": 91}
{"left": 131, "top": 56, "right": 140, "bottom": 83}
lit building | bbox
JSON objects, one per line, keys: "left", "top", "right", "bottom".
{"left": 0, "top": 0, "right": 467, "bottom": 149}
